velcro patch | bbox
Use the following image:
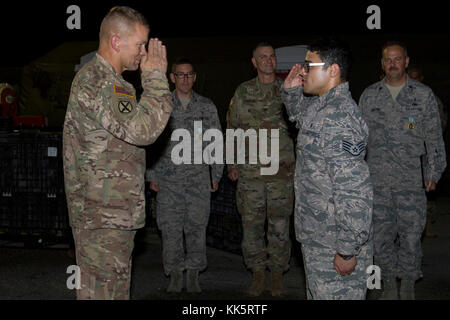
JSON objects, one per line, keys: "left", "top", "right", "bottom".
{"left": 118, "top": 100, "right": 133, "bottom": 113}
{"left": 342, "top": 140, "right": 365, "bottom": 156}
{"left": 114, "top": 85, "right": 134, "bottom": 98}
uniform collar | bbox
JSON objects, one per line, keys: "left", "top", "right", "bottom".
{"left": 318, "top": 81, "right": 350, "bottom": 105}
{"left": 172, "top": 90, "right": 198, "bottom": 107}
{"left": 95, "top": 53, "right": 129, "bottom": 87}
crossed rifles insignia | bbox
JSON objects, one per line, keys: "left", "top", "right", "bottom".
{"left": 118, "top": 100, "right": 133, "bottom": 113}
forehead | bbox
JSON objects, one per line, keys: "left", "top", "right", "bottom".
{"left": 129, "top": 23, "right": 149, "bottom": 41}
{"left": 305, "top": 51, "right": 321, "bottom": 61}
{"left": 383, "top": 45, "right": 406, "bottom": 58}
{"left": 174, "top": 63, "right": 193, "bottom": 72}
{"left": 255, "top": 46, "right": 275, "bottom": 56}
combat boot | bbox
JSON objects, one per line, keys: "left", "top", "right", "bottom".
{"left": 399, "top": 279, "right": 415, "bottom": 300}
{"left": 379, "top": 278, "right": 398, "bottom": 300}
{"left": 167, "top": 270, "right": 183, "bottom": 293}
{"left": 270, "top": 271, "right": 284, "bottom": 297}
{"left": 247, "top": 270, "right": 265, "bottom": 297}
{"left": 186, "top": 269, "right": 201, "bottom": 293}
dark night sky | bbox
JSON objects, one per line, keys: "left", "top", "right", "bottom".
{"left": 2, "top": 0, "right": 450, "bottom": 67}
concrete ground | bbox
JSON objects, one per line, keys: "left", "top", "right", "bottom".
{"left": 0, "top": 196, "right": 449, "bottom": 301}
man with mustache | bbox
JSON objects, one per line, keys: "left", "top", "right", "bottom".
{"left": 63, "top": 6, "right": 172, "bottom": 299}
{"left": 359, "top": 41, "right": 446, "bottom": 299}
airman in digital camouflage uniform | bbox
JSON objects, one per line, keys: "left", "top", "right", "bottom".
{"left": 408, "top": 63, "right": 447, "bottom": 238}
{"left": 227, "top": 43, "right": 295, "bottom": 297}
{"left": 282, "top": 38, "right": 373, "bottom": 300}
{"left": 63, "top": 6, "right": 172, "bottom": 300}
{"left": 359, "top": 41, "right": 446, "bottom": 300}
{"left": 147, "top": 58, "right": 223, "bottom": 293}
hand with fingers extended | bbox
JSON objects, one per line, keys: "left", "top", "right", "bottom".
{"left": 141, "top": 38, "right": 167, "bottom": 73}
{"left": 284, "top": 64, "right": 305, "bottom": 89}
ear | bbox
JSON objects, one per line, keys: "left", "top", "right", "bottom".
{"left": 251, "top": 57, "right": 257, "bottom": 69}
{"left": 405, "top": 56, "right": 410, "bottom": 69}
{"left": 111, "top": 34, "right": 121, "bottom": 53}
{"left": 170, "top": 73, "right": 176, "bottom": 84}
{"left": 330, "top": 63, "right": 340, "bottom": 79}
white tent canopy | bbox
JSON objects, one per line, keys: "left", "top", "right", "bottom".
{"left": 275, "top": 45, "right": 308, "bottom": 72}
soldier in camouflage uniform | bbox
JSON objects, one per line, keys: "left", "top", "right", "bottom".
{"left": 226, "top": 43, "right": 295, "bottom": 297}
{"left": 63, "top": 6, "right": 172, "bottom": 300}
{"left": 147, "top": 58, "right": 223, "bottom": 293}
{"left": 282, "top": 38, "right": 373, "bottom": 300}
{"left": 359, "top": 41, "right": 446, "bottom": 300}
{"left": 408, "top": 64, "right": 447, "bottom": 238}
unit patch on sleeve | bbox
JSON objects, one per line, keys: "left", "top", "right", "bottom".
{"left": 118, "top": 100, "right": 133, "bottom": 113}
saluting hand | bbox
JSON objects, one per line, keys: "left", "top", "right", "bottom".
{"left": 140, "top": 38, "right": 167, "bottom": 73}
{"left": 284, "top": 64, "right": 304, "bottom": 89}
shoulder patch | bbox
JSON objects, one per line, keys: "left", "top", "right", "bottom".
{"left": 118, "top": 100, "right": 133, "bottom": 113}
{"left": 113, "top": 85, "right": 134, "bottom": 98}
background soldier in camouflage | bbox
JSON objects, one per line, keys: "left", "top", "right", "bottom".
{"left": 226, "top": 42, "right": 295, "bottom": 297}
{"left": 359, "top": 41, "right": 447, "bottom": 300}
{"left": 147, "top": 58, "right": 223, "bottom": 293}
{"left": 408, "top": 63, "right": 447, "bottom": 238}
{"left": 282, "top": 37, "right": 373, "bottom": 300}
{"left": 63, "top": 6, "right": 172, "bottom": 300}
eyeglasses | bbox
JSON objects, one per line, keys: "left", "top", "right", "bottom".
{"left": 173, "top": 72, "right": 196, "bottom": 79}
{"left": 302, "top": 62, "right": 326, "bottom": 73}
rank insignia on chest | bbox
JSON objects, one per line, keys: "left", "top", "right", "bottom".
{"left": 342, "top": 140, "right": 365, "bottom": 156}
{"left": 118, "top": 100, "right": 133, "bottom": 113}
{"left": 113, "top": 85, "right": 134, "bottom": 98}
{"left": 408, "top": 117, "right": 415, "bottom": 129}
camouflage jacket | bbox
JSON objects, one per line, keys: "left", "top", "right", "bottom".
{"left": 359, "top": 76, "right": 446, "bottom": 187}
{"left": 146, "top": 91, "right": 224, "bottom": 184}
{"left": 63, "top": 53, "right": 172, "bottom": 230}
{"left": 226, "top": 77, "right": 295, "bottom": 180}
{"left": 282, "top": 82, "right": 373, "bottom": 256}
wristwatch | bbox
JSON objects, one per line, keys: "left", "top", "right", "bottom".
{"left": 337, "top": 253, "right": 355, "bottom": 260}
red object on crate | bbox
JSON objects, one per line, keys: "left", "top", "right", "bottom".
{"left": 13, "top": 115, "right": 46, "bottom": 127}
{"left": 1, "top": 88, "right": 18, "bottom": 117}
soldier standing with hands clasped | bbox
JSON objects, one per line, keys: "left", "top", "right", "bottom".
{"left": 227, "top": 42, "right": 295, "bottom": 297}
{"left": 63, "top": 6, "right": 172, "bottom": 300}
{"left": 281, "top": 37, "right": 374, "bottom": 300}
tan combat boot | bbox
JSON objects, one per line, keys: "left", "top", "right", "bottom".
{"left": 399, "top": 279, "right": 415, "bottom": 300}
{"left": 247, "top": 270, "right": 266, "bottom": 296}
{"left": 270, "top": 271, "right": 284, "bottom": 297}
{"left": 186, "top": 269, "right": 201, "bottom": 293}
{"left": 379, "top": 278, "right": 398, "bottom": 300}
{"left": 167, "top": 270, "right": 183, "bottom": 293}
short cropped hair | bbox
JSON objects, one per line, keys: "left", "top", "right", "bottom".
{"left": 252, "top": 42, "right": 274, "bottom": 57}
{"left": 381, "top": 40, "right": 408, "bottom": 57}
{"left": 171, "top": 58, "right": 196, "bottom": 73}
{"left": 99, "top": 6, "right": 149, "bottom": 40}
{"left": 308, "top": 37, "right": 352, "bottom": 81}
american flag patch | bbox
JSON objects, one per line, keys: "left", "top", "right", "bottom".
{"left": 113, "top": 85, "right": 134, "bottom": 98}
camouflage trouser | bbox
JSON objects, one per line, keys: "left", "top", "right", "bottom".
{"left": 72, "top": 228, "right": 137, "bottom": 300}
{"left": 236, "top": 178, "right": 293, "bottom": 273}
{"left": 372, "top": 186, "right": 426, "bottom": 281}
{"left": 156, "top": 180, "right": 210, "bottom": 275}
{"left": 301, "top": 241, "right": 373, "bottom": 300}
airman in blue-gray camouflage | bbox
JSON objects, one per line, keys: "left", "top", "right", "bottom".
{"left": 282, "top": 38, "right": 373, "bottom": 300}
{"left": 63, "top": 6, "right": 172, "bottom": 300}
{"left": 147, "top": 58, "right": 223, "bottom": 293}
{"left": 359, "top": 41, "right": 446, "bottom": 300}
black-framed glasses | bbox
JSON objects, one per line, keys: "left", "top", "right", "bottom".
{"left": 302, "top": 62, "right": 326, "bottom": 73}
{"left": 173, "top": 72, "right": 196, "bottom": 79}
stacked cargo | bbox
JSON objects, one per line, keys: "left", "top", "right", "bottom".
{"left": 0, "top": 132, "right": 70, "bottom": 247}
{"left": 207, "top": 166, "right": 242, "bottom": 254}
